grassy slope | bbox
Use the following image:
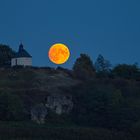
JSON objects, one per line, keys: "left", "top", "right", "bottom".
{"left": 0, "top": 121, "right": 134, "bottom": 140}
{"left": 0, "top": 67, "right": 78, "bottom": 104}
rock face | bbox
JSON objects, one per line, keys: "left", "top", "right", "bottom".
{"left": 31, "top": 103, "right": 47, "bottom": 124}
{"left": 31, "top": 95, "right": 73, "bottom": 124}
{"left": 46, "top": 95, "right": 73, "bottom": 115}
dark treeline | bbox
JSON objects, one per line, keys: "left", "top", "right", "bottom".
{"left": 73, "top": 53, "right": 140, "bottom": 80}
{"left": 70, "top": 53, "right": 140, "bottom": 139}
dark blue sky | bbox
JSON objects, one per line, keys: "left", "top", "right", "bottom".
{"left": 0, "top": 0, "right": 140, "bottom": 68}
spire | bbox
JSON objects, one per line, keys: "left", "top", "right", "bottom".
{"left": 16, "top": 43, "right": 32, "bottom": 58}
{"left": 19, "top": 43, "right": 24, "bottom": 52}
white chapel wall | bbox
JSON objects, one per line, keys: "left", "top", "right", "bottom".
{"left": 11, "top": 57, "right": 32, "bottom": 67}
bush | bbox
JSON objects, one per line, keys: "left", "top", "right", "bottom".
{"left": 0, "top": 90, "right": 25, "bottom": 121}
{"left": 71, "top": 81, "right": 123, "bottom": 128}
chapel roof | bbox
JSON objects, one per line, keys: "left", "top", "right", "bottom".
{"left": 14, "top": 43, "right": 32, "bottom": 58}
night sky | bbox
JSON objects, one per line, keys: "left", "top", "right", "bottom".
{"left": 0, "top": 0, "right": 140, "bottom": 68}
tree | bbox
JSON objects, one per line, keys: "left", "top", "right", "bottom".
{"left": 71, "top": 81, "right": 123, "bottom": 128}
{"left": 112, "top": 64, "right": 140, "bottom": 79}
{"left": 0, "top": 44, "right": 16, "bottom": 67}
{"left": 95, "top": 55, "right": 111, "bottom": 76}
{"left": 73, "top": 54, "right": 95, "bottom": 80}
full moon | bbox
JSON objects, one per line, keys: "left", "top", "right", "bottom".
{"left": 48, "top": 43, "right": 70, "bottom": 64}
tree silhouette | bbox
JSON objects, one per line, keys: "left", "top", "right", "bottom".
{"left": 73, "top": 53, "right": 95, "bottom": 80}
{"left": 112, "top": 64, "right": 140, "bottom": 79}
{"left": 95, "top": 54, "right": 111, "bottom": 72}
{"left": 0, "top": 44, "right": 16, "bottom": 67}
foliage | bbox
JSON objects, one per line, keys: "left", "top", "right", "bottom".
{"left": 71, "top": 81, "right": 123, "bottom": 128}
{"left": 95, "top": 54, "right": 111, "bottom": 77}
{"left": 0, "top": 44, "right": 16, "bottom": 67}
{"left": 112, "top": 64, "right": 140, "bottom": 79}
{"left": 73, "top": 53, "right": 95, "bottom": 80}
{"left": 131, "top": 121, "right": 140, "bottom": 139}
{"left": 0, "top": 121, "right": 134, "bottom": 140}
{"left": 0, "top": 90, "right": 25, "bottom": 121}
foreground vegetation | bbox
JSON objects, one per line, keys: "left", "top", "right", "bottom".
{"left": 0, "top": 121, "right": 135, "bottom": 140}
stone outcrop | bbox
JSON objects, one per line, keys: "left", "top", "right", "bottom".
{"left": 46, "top": 94, "right": 73, "bottom": 115}
{"left": 31, "top": 94, "right": 73, "bottom": 124}
{"left": 31, "top": 103, "right": 47, "bottom": 124}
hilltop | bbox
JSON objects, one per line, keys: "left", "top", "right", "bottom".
{"left": 0, "top": 53, "right": 140, "bottom": 139}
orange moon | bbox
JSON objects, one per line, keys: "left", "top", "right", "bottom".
{"left": 48, "top": 43, "right": 70, "bottom": 64}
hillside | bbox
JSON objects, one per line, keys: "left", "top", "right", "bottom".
{"left": 0, "top": 56, "right": 140, "bottom": 139}
{"left": 0, "top": 67, "right": 79, "bottom": 118}
{"left": 0, "top": 67, "right": 78, "bottom": 95}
